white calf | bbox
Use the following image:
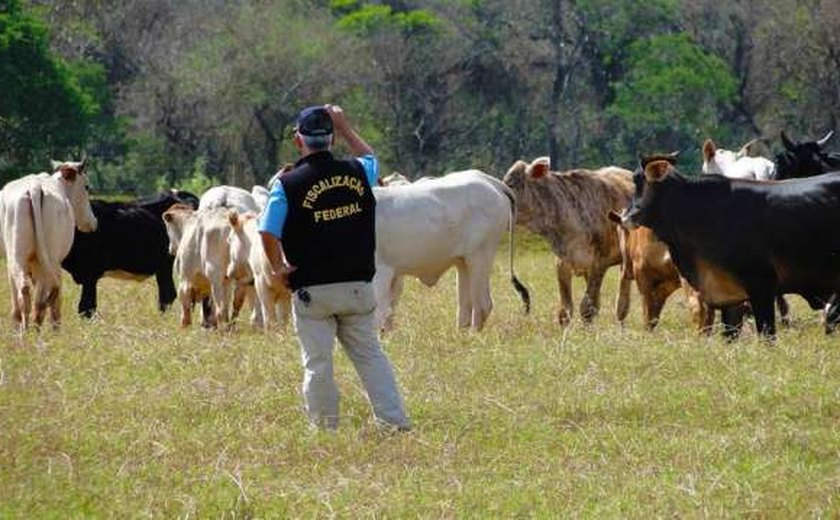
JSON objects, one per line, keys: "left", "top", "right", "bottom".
{"left": 164, "top": 206, "right": 234, "bottom": 328}
{"left": 227, "top": 212, "right": 291, "bottom": 331}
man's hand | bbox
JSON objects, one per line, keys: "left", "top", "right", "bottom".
{"left": 269, "top": 262, "right": 297, "bottom": 290}
{"left": 324, "top": 104, "right": 349, "bottom": 133}
{"left": 324, "top": 103, "right": 374, "bottom": 156}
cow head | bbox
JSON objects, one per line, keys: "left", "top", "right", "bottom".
{"left": 702, "top": 138, "right": 762, "bottom": 175}
{"left": 50, "top": 158, "right": 97, "bottom": 232}
{"left": 774, "top": 130, "right": 840, "bottom": 180}
{"left": 162, "top": 203, "right": 196, "bottom": 255}
{"left": 502, "top": 157, "right": 551, "bottom": 224}
{"left": 622, "top": 153, "right": 680, "bottom": 230}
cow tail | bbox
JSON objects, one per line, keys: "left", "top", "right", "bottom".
{"left": 28, "top": 185, "right": 59, "bottom": 288}
{"left": 502, "top": 186, "right": 531, "bottom": 314}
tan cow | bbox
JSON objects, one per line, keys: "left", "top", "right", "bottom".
{"left": 0, "top": 160, "right": 97, "bottom": 329}
{"left": 163, "top": 206, "right": 235, "bottom": 328}
{"left": 227, "top": 212, "right": 291, "bottom": 331}
{"left": 503, "top": 157, "right": 632, "bottom": 326}
{"left": 609, "top": 212, "right": 712, "bottom": 332}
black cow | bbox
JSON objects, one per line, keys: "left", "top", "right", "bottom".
{"left": 773, "top": 130, "right": 840, "bottom": 180}
{"left": 61, "top": 191, "right": 199, "bottom": 317}
{"left": 622, "top": 157, "right": 840, "bottom": 339}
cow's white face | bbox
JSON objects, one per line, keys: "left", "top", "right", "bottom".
{"left": 51, "top": 160, "right": 97, "bottom": 232}
{"left": 162, "top": 205, "right": 196, "bottom": 256}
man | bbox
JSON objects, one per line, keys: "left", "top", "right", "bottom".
{"left": 259, "top": 104, "right": 410, "bottom": 431}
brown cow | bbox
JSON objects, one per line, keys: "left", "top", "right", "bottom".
{"left": 610, "top": 212, "right": 712, "bottom": 332}
{"left": 503, "top": 157, "right": 632, "bottom": 325}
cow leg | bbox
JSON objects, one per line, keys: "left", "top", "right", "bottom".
{"left": 638, "top": 279, "right": 660, "bottom": 331}
{"left": 556, "top": 259, "right": 574, "bottom": 326}
{"left": 749, "top": 293, "right": 777, "bottom": 339}
{"left": 825, "top": 294, "right": 840, "bottom": 335}
{"left": 231, "top": 283, "right": 247, "bottom": 322}
{"left": 455, "top": 259, "right": 472, "bottom": 329}
{"left": 200, "top": 297, "right": 216, "bottom": 328}
{"left": 210, "top": 276, "right": 229, "bottom": 328}
{"left": 373, "top": 264, "right": 397, "bottom": 332}
{"left": 48, "top": 284, "right": 61, "bottom": 329}
{"left": 32, "top": 284, "right": 49, "bottom": 328}
{"left": 8, "top": 271, "right": 26, "bottom": 330}
{"left": 580, "top": 268, "right": 606, "bottom": 324}
{"left": 155, "top": 266, "right": 177, "bottom": 313}
{"left": 466, "top": 250, "right": 494, "bottom": 331}
{"left": 720, "top": 305, "right": 747, "bottom": 341}
{"left": 681, "top": 278, "right": 713, "bottom": 335}
{"left": 178, "top": 285, "right": 193, "bottom": 328}
{"left": 255, "top": 281, "right": 275, "bottom": 331}
{"left": 278, "top": 294, "right": 291, "bottom": 330}
{"left": 615, "top": 267, "right": 632, "bottom": 325}
{"left": 78, "top": 282, "right": 97, "bottom": 318}
{"left": 246, "top": 286, "right": 263, "bottom": 329}
{"left": 776, "top": 295, "right": 791, "bottom": 328}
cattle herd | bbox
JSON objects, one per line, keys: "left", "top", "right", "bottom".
{"left": 1, "top": 130, "right": 839, "bottom": 341}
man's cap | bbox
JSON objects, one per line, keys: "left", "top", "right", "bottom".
{"left": 295, "top": 106, "right": 333, "bottom": 137}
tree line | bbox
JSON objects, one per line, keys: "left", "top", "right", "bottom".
{"left": 2, "top": 0, "right": 839, "bottom": 194}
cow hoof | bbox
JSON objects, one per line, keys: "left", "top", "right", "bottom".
{"left": 557, "top": 311, "right": 572, "bottom": 327}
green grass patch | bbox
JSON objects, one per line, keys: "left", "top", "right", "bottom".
{"left": 1, "top": 230, "right": 839, "bottom": 516}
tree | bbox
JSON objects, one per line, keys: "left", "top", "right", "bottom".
{"left": 607, "top": 33, "right": 738, "bottom": 170}
{"left": 0, "top": 0, "right": 105, "bottom": 179}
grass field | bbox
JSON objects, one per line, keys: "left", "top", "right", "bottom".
{"left": 2, "top": 232, "right": 840, "bottom": 517}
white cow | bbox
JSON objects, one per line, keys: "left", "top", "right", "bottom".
{"left": 250, "top": 186, "right": 269, "bottom": 212}
{"left": 163, "top": 206, "right": 235, "bottom": 328}
{"left": 227, "top": 212, "right": 291, "bottom": 331}
{"left": 373, "top": 170, "right": 529, "bottom": 332}
{"left": 702, "top": 138, "right": 775, "bottom": 180}
{"left": 0, "top": 160, "right": 97, "bottom": 329}
{"left": 198, "top": 185, "right": 259, "bottom": 214}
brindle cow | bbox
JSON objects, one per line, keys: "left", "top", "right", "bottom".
{"left": 503, "top": 157, "right": 632, "bottom": 326}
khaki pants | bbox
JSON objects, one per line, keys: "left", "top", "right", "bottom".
{"left": 292, "top": 281, "right": 409, "bottom": 430}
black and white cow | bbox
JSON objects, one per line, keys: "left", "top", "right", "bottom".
{"left": 61, "top": 190, "right": 199, "bottom": 317}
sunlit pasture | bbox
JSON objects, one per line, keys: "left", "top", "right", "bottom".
{"left": 1, "top": 232, "right": 839, "bottom": 517}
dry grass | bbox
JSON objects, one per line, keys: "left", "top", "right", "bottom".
{"left": 1, "top": 232, "right": 840, "bottom": 517}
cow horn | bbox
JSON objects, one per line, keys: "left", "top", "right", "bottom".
{"left": 781, "top": 130, "right": 797, "bottom": 151}
{"left": 817, "top": 130, "right": 835, "bottom": 148}
{"left": 736, "top": 138, "right": 761, "bottom": 159}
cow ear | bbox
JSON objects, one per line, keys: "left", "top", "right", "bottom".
{"left": 527, "top": 157, "right": 550, "bottom": 179}
{"left": 736, "top": 138, "right": 761, "bottom": 159}
{"left": 644, "top": 160, "right": 672, "bottom": 183}
{"left": 51, "top": 160, "right": 62, "bottom": 172}
{"left": 702, "top": 139, "right": 716, "bottom": 162}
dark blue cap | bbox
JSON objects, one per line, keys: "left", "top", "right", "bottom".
{"left": 295, "top": 106, "right": 333, "bottom": 136}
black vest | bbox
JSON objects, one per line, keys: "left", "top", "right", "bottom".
{"left": 280, "top": 151, "right": 376, "bottom": 290}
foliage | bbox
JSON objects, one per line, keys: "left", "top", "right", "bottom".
{"left": 607, "top": 33, "right": 739, "bottom": 168}
{"left": 0, "top": 0, "right": 107, "bottom": 180}
{"left": 8, "top": 0, "right": 840, "bottom": 190}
